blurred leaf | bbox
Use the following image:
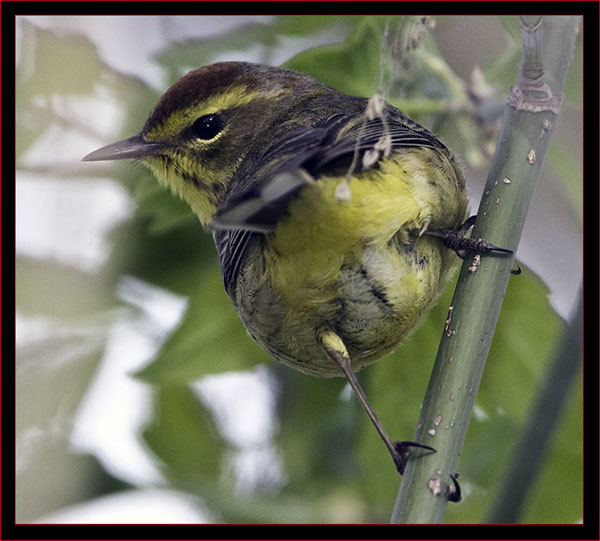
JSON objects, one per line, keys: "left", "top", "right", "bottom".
{"left": 142, "top": 384, "right": 224, "bottom": 490}
{"left": 135, "top": 271, "right": 267, "bottom": 382}
{"left": 484, "top": 15, "right": 521, "bottom": 91}
{"left": 16, "top": 318, "right": 118, "bottom": 522}
{"left": 283, "top": 16, "right": 389, "bottom": 97}
{"left": 270, "top": 15, "right": 347, "bottom": 36}
{"left": 156, "top": 20, "right": 274, "bottom": 83}
{"left": 17, "top": 324, "right": 104, "bottom": 434}
{"left": 546, "top": 141, "right": 583, "bottom": 218}
{"left": 17, "top": 20, "right": 155, "bottom": 164}
{"left": 16, "top": 256, "right": 116, "bottom": 317}
{"left": 274, "top": 367, "right": 357, "bottom": 488}
{"left": 17, "top": 21, "right": 101, "bottom": 159}
{"left": 498, "top": 16, "right": 523, "bottom": 43}
{"left": 17, "top": 20, "right": 103, "bottom": 97}
{"left": 205, "top": 481, "right": 371, "bottom": 523}
{"left": 16, "top": 444, "right": 128, "bottom": 523}
{"left": 562, "top": 38, "right": 582, "bottom": 108}
{"left": 521, "top": 375, "right": 582, "bottom": 523}
{"left": 156, "top": 16, "right": 352, "bottom": 84}
{"left": 121, "top": 217, "right": 215, "bottom": 295}
{"left": 196, "top": 480, "right": 329, "bottom": 523}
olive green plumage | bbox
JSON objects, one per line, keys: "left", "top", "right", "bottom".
{"left": 84, "top": 61, "right": 468, "bottom": 377}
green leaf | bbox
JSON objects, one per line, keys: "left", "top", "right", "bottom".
{"left": 112, "top": 213, "right": 215, "bottom": 300}
{"left": 276, "top": 15, "right": 345, "bottom": 34}
{"left": 274, "top": 366, "right": 356, "bottom": 487}
{"left": 562, "top": 38, "right": 582, "bottom": 108}
{"left": 521, "top": 376, "right": 582, "bottom": 523}
{"left": 283, "top": 17, "right": 389, "bottom": 97}
{"left": 135, "top": 270, "right": 267, "bottom": 382}
{"left": 17, "top": 20, "right": 103, "bottom": 97}
{"left": 498, "top": 16, "right": 523, "bottom": 44}
{"left": 142, "top": 384, "right": 224, "bottom": 489}
{"left": 546, "top": 142, "right": 583, "bottom": 218}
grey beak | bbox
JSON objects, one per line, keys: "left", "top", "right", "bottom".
{"left": 82, "top": 133, "right": 163, "bottom": 162}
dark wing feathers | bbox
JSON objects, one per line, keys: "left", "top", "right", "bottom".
{"left": 214, "top": 228, "right": 253, "bottom": 294}
{"left": 213, "top": 108, "right": 444, "bottom": 293}
{"left": 211, "top": 127, "right": 328, "bottom": 233}
{"left": 310, "top": 115, "right": 442, "bottom": 171}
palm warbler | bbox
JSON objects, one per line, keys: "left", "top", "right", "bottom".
{"left": 84, "top": 62, "right": 509, "bottom": 474}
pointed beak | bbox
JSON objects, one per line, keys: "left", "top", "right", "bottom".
{"left": 82, "top": 133, "right": 163, "bottom": 162}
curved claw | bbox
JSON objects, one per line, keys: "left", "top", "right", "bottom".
{"left": 392, "top": 441, "right": 436, "bottom": 475}
{"left": 446, "top": 472, "right": 462, "bottom": 503}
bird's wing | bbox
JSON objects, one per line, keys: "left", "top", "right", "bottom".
{"left": 311, "top": 110, "right": 444, "bottom": 171}
{"left": 212, "top": 110, "right": 443, "bottom": 232}
{"left": 213, "top": 126, "right": 330, "bottom": 293}
{"left": 213, "top": 109, "right": 445, "bottom": 292}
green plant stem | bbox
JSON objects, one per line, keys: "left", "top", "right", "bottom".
{"left": 391, "top": 16, "right": 580, "bottom": 524}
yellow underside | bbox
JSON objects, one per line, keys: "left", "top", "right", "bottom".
{"left": 237, "top": 148, "right": 468, "bottom": 376}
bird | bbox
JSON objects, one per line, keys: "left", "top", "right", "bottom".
{"left": 83, "top": 61, "right": 510, "bottom": 474}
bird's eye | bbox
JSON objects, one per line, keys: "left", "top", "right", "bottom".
{"left": 191, "top": 114, "right": 222, "bottom": 140}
